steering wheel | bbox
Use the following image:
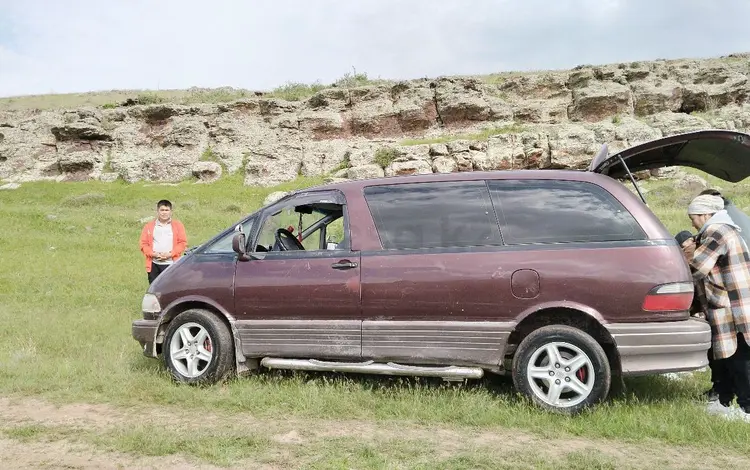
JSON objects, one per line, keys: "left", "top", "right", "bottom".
{"left": 275, "top": 228, "right": 305, "bottom": 251}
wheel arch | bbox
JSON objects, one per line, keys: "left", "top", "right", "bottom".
{"left": 506, "top": 304, "right": 621, "bottom": 378}
{"left": 155, "top": 296, "right": 251, "bottom": 375}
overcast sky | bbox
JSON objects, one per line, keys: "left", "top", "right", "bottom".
{"left": 1, "top": 0, "right": 749, "bottom": 98}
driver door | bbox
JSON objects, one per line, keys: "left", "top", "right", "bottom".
{"left": 233, "top": 190, "right": 362, "bottom": 360}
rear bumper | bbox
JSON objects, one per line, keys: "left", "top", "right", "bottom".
{"left": 132, "top": 319, "right": 159, "bottom": 358}
{"left": 606, "top": 318, "right": 711, "bottom": 376}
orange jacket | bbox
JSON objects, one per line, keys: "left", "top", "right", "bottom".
{"left": 139, "top": 219, "right": 188, "bottom": 272}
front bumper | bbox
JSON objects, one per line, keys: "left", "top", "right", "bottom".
{"left": 132, "top": 319, "right": 160, "bottom": 358}
{"left": 606, "top": 318, "right": 711, "bottom": 376}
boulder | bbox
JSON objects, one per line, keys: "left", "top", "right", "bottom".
{"left": 99, "top": 172, "right": 119, "bottom": 183}
{"left": 347, "top": 164, "right": 384, "bottom": 180}
{"left": 51, "top": 122, "right": 112, "bottom": 141}
{"left": 568, "top": 82, "right": 633, "bottom": 122}
{"left": 675, "top": 174, "right": 708, "bottom": 192}
{"left": 547, "top": 124, "right": 599, "bottom": 168}
{"left": 263, "top": 191, "right": 289, "bottom": 205}
{"left": 59, "top": 153, "right": 97, "bottom": 173}
{"left": 486, "top": 134, "right": 525, "bottom": 170}
{"left": 614, "top": 117, "right": 663, "bottom": 145}
{"left": 646, "top": 112, "right": 711, "bottom": 136}
{"left": 385, "top": 160, "right": 433, "bottom": 177}
{"left": 432, "top": 156, "right": 457, "bottom": 173}
{"left": 192, "top": 161, "right": 222, "bottom": 183}
{"left": 299, "top": 111, "right": 346, "bottom": 138}
{"left": 244, "top": 158, "right": 300, "bottom": 187}
{"left": 429, "top": 143, "right": 449, "bottom": 156}
{"left": 632, "top": 80, "right": 684, "bottom": 116}
{"left": 434, "top": 78, "right": 513, "bottom": 126}
{"left": 162, "top": 120, "right": 207, "bottom": 147}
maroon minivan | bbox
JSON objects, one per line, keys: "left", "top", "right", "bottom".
{"left": 133, "top": 129, "right": 750, "bottom": 413}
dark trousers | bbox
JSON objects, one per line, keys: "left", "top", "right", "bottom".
{"left": 708, "top": 347, "right": 718, "bottom": 384}
{"left": 147, "top": 263, "right": 170, "bottom": 284}
{"left": 713, "top": 333, "right": 750, "bottom": 411}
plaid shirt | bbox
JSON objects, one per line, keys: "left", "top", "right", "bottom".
{"left": 691, "top": 222, "right": 750, "bottom": 359}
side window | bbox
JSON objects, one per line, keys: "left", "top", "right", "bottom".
{"left": 363, "top": 181, "right": 502, "bottom": 250}
{"left": 487, "top": 179, "right": 646, "bottom": 245}
{"left": 324, "top": 217, "right": 345, "bottom": 249}
{"left": 203, "top": 216, "right": 257, "bottom": 254}
{"left": 253, "top": 194, "right": 349, "bottom": 253}
{"left": 256, "top": 206, "right": 304, "bottom": 250}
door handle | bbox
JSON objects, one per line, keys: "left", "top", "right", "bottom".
{"left": 331, "top": 260, "right": 358, "bottom": 270}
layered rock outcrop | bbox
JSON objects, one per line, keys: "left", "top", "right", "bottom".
{"left": 1, "top": 53, "right": 749, "bottom": 186}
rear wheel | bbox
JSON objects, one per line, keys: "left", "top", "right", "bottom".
{"left": 512, "top": 325, "right": 611, "bottom": 414}
{"left": 163, "top": 309, "right": 235, "bottom": 385}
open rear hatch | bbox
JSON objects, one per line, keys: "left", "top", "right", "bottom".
{"left": 589, "top": 130, "right": 750, "bottom": 183}
{"left": 589, "top": 129, "right": 750, "bottom": 245}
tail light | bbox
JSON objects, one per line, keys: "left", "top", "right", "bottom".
{"left": 642, "top": 282, "right": 694, "bottom": 312}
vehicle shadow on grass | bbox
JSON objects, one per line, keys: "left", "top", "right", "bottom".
{"left": 129, "top": 354, "right": 708, "bottom": 407}
{"left": 615, "top": 372, "right": 709, "bottom": 403}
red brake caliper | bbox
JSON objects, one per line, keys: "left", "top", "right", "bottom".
{"left": 204, "top": 337, "right": 212, "bottom": 353}
{"left": 576, "top": 367, "right": 586, "bottom": 382}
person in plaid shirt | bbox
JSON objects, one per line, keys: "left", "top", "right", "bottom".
{"left": 695, "top": 189, "right": 750, "bottom": 404}
{"left": 683, "top": 194, "right": 750, "bottom": 415}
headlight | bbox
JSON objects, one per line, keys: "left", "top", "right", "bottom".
{"left": 141, "top": 293, "right": 162, "bottom": 313}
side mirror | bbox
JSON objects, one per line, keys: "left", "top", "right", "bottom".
{"left": 232, "top": 233, "right": 246, "bottom": 254}
{"left": 232, "top": 233, "right": 251, "bottom": 261}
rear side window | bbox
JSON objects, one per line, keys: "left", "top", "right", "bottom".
{"left": 487, "top": 179, "right": 645, "bottom": 244}
{"left": 364, "top": 181, "right": 503, "bottom": 250}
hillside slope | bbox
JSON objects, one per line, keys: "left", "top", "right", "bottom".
{"left": 1, "top": 53, "right": 749, "bottom": 186}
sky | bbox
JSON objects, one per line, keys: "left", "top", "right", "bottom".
{"left": 1, "top": 0, "right": 749, "bottom": 98}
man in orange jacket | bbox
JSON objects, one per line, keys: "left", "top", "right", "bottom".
{"left": 139, "top": 199, "right": 188, "bottom": 284}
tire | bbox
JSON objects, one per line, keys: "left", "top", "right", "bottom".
{"left": 163, "top": 309, "right": 235, "bottom": 385}
{"left": 511, "top": 325, "right": 611, "bottom": 414}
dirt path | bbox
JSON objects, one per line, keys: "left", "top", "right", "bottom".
{"left": 0, "top": 396, "right": 746, "bottom": 469}
{"left": 0, "top": 437, "right": 227, "bottom": 470}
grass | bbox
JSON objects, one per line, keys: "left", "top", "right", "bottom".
{"left": 0, "top": 71, "right": 391, "bottom": 111}
{"left": 59, "top": 192, "right": 106, "bottom": 207}
{"left": 400, "top": 123, "right": 524, "bottom": 146}
{"left": 0, "top": 88, "right": 253, "bottom": 111}
{"left": 267, "top": 71, "right": 390, "bottom": 103}
{"left": 135, "top": 91, "right": 167, "bottom": 105}
{"left": 200, "top": 145, "right": 221, "bottom": 165}
{"left": 0, "top": 421, "right": 653, "bottom": 469}
{"left": 640, "top": 169, "right": 750, "bottom": 230}
{"left": 94, "top": 427, "right": 271, "bottom": 466}
{"left": 373, "top": 147, "right": 401, "bottom": 168}
{"left": 331, "top": 151, "right": 352, "bottom": 173}
{"left": 268, "top": 82, "right": 328, "bottom": 101}
{"left": 482, "top": 70, "right": 558, "bottom": 85}
{"left": 4, "top": 424, "right": 51, "bottom": 441}
{"left": 1, "top": 167, "right": 750, "bottom": 466}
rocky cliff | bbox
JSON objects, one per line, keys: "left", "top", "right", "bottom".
{"left": 1, "top": 53, "right": 749, "bottom": 187}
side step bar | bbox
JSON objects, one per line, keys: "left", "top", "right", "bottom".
{"left": 260, "top": 358, "right": 484, "bottom": 381}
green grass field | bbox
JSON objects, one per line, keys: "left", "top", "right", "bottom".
{"left": 1, "top": 168, "right": 750, "bottom": 468}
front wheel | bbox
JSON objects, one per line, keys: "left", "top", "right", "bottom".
{"left": 511, "top": 325, "right": 611, "bottom": 414}
{"left": 163, "top": 309, "right": 235, "bottom": 384}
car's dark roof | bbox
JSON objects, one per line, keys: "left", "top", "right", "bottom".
{"left": 303, "top": 169, "right": 622, "bottom": 194}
